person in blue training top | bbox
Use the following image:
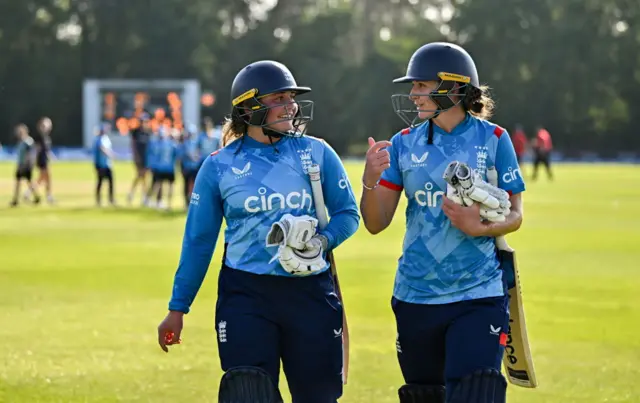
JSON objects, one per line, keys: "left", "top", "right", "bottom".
{"left": 93, "top": 123, "right": 117, "bottom": 206}
{"left": 178, "top": 123, "right": 201, "bottom": 209}
{"left": 197, "top": 116, "right": 221, "bottom": 167}
{"left": 143, "top": 127, "right": 173, "bottom": 208}
{"left": 146, "top": 127, "right": 178, "bottom": 210}
{"left": 156, "top": 60, "right": 359, "bottom": 403}
{"left": 143, "top": 128, "right": 161, "bottom": 206}
{"left": 360, "top": 42, "right": 526, "bottom": 403}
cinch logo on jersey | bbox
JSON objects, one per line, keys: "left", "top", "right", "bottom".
{"left": 410, "top": 152, "right": 429, "bottom": 167}
{"left": 231, "top": 162, "right": 252, "bottom": 179}
{"left": 414, "top": 182, "right": 445, "bottom": 207}
{"left": 502, "top": 166, "right": 522, "bottom": 183}
{"left": 244, "top": 187, "right": 313, "bottom": 213}
{"left": 338, "top": 173, "right": 349, "bottom": 190}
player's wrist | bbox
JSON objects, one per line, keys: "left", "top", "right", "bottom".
{"left": 362, "top": 176, "right": 380, "bottom": 190}
{"left": 168, "top": 310, "right": 186, "bottom": 316}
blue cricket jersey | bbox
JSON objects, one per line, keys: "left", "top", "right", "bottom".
{"left": 168, "top": 135, "right": 360, "bottom": 313}
{"left": 146, "top": 135, "right": 161, "bottom": 171}
{"left": 154, "top": 137, "right": 178, "bottom": 173}
{"left": 16, "top": 137, "right": 35, "bottom": 168}
{"left": 380, "top": 114, "right": 526, "bottom": 305}
{"left": 181, "top": 137, "right": 201, "bottom": 172}
{"left": 93, "top": 135, "right": 112, "bottom": 168}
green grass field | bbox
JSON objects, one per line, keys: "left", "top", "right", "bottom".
{"left": 1, "top": 161, "right": 639, "bottom": 403}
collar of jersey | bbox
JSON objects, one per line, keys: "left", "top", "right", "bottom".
{"left": 424, "top": 113, "right": 473, "bottom": 137}
{"left": 241, "top": 134, "right": 289, "bottom": 149}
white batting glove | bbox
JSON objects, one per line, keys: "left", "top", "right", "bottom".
{"left": 304, "top": 234, "right": 328, "bottom": 253}
{"left": 444, "top": 161, "right": 511, "bottom": 221}
{"left": 483, "top": 166, "right": 510, "bottom": 222}
{"left": 274, "top": 245, "right": 326, "bottom": 276}
{"left": 480, "top": 206, "right": 510, "bottom": 222}
{"left": 459, "top": 172, "right": 510, "bottom": 210}
{"left": 444, "top": 161, "right": 510, "bottom": 208}
{"left": 448, "top": 183, "right": 507, "bottom": 221}
{"left": 265, "top": 214, "right": 318, "bottom": 250}
{"left": 446, "top": 184, "right": 464, "bottom": 206}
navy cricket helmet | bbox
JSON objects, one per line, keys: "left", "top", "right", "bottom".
{"left": 230, "top": 60, "right": 313, "bottom": 138}
{"left": 391, "top": 42, "right": 480, "bottom": 127}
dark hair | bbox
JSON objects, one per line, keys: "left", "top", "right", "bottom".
{"left": 463, "top": 85, "right": 495, "bottom": 120}
{"left": 221, "top": 113, "right": 247, "bottom": 147}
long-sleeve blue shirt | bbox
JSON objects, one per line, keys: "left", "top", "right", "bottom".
{"left": 168, "top": 134, "right": 360, "bottom": 313}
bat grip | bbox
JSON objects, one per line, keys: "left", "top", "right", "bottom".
{"left": 308, "top": 164, "right": 329, "bottom": 230}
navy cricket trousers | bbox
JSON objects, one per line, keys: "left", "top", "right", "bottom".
{"left": 215, "top": 265, "right": 344, "bottom": 403}
{"left": 392, "top": 294, "right": 510, "bottom": 399}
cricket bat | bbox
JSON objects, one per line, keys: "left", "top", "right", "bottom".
{"left": 307, "top": 164, "right": 350, "bottom": 385}
{"left": 487, "top": 167, "right": 538, "bottom": 388}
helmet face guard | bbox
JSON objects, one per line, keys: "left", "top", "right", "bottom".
{"left": 391, "top": 72, "right": 470, "bottom": 127}
{"left": 232, "top": 88, "right": 314, "bottom": 138}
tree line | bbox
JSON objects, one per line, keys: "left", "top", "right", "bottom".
{"left": 0, "top": 0, "right": 637, "bottom": 156}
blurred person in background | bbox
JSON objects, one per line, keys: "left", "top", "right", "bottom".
{"left": 156, "top": 60, "right": 358, "bottom": 403}
{"left": 127, "top": 113, "right": 152, "bottom": 204}
{"left": 145, "top": 126, "right": 178, "bottom": 210}
{"left": 178, "top": 123, "right": 201, "bottom": 210}
{"left": 26, "top": 117, "right": 55, "bottom": 204}
{"left": 531, "top": 125, "right": 553, "bottom": 181}
{"left": 512, "top": 124, "right": 528, "bottom": 177}
{"left": 197, "top": 116, "right": 221, "bottom": 167}
{"left": 10, "top": 124, "right": 40, "bottom": 207}
{"left": 143, "top": 126, "right": 162, "bottom": 207}
{"left": 512, "top": 124, "right": 528, "bottom": 164}
{"left": 360, "top": 42, "right": 525, "bottom": 403}
{"left": 93, "top": 124, "right": 116, "bottom": 207}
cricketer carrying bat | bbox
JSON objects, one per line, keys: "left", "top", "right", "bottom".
{"left": 156, "top": 60, "right": 359, "bottom": 403}
{"left": 360, "top": 42, "right": 526, "bottom": 403}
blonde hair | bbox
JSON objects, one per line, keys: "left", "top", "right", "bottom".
{"left": 38, "top": 117, "right": 52, "bottom": 133}
{"left": 463, "top": 85, "right": 495, "bottom": 120}
{"left": 221, "top": 114, "right": 247, "bottom": 147}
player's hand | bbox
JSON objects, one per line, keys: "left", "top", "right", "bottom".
{"left": 363, "top": 137, "right": 392, "bottom": 188}
{"left": 157, "top": 311, "right": 184, "bottom": 353}
{"left": 442, "top": 197, "right": 486, "bottom": 237}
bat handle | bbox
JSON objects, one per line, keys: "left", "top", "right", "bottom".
{"left": 308, "top": 164, "right": 329, "bottom": 230}
{"left": 307, "top": 164, "right": 321, "bottom": 183}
